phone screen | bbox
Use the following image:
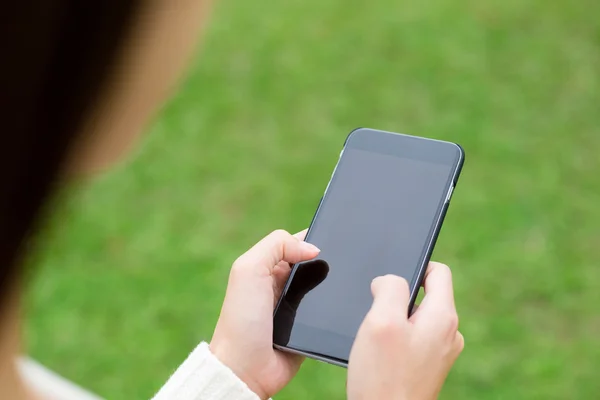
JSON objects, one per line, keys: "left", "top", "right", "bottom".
{"left": 273, "top": 129, "right": 462, "bottom": 362}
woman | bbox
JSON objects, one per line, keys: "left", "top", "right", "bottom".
{"left": 0, "top": 1, "right": 464, "bottom": 399}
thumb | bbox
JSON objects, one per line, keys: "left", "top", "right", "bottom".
{"left": 369, "top": 275, "right": 411, "bottom": 319}
{"left": 233, "top": 229, "right": 320, "bottom": 274}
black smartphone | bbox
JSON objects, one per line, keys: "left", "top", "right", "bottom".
{"left": 272, "top": 128, "right": 465, "bottom": 367}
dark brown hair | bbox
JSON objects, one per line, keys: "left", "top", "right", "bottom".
{"left": 0, "top": 2, "right": 141, "bottom": 302}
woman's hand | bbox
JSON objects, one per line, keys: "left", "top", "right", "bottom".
{"left": 210, "top": 229, "right": 320, "bottom": 400}
{"left": 347, "top": 262, "right": 464, "bottom": 400}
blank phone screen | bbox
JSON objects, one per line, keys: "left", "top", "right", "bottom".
{"left": 273, "top": 130, "right": 460, "bottom": 362}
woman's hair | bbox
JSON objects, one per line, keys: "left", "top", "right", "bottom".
{"left": 0, "top": 2, "right": 141, "bottom": 301}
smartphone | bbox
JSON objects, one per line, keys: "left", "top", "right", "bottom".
{"left": 272, "top": 128, "right": 464, "bottom": 367}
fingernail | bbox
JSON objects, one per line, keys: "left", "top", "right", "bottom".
{"left": 301, "top": 242, "right": 320, "bottom": 253}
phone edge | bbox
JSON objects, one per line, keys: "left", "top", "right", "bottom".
{"left": 407, "top": 142, "right": 465, "bottom": 313}
{"left": 273, "top": 344, "right": 349, "bottom": 368}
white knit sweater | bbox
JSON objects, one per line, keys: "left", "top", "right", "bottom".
{"left": 152, "top": 342, "right": 263, "bottom": 400}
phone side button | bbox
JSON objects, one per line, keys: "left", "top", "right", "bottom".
{"left": 445, "top": 185, "right": 454, "bottom": 203}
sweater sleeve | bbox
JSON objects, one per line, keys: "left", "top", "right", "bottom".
{"left": 152, "top": 342, "right": 262, "bottom": 400}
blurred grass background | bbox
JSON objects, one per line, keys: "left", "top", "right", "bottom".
{"left": 26, "top": 0, "right": 600, "bottom": 398}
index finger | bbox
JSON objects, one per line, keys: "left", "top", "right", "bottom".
{"left": 420, "top": 262, "right": 456, "bottom": 314}
{"left": 370, "top": 275, "right": 411, "bottom": 319}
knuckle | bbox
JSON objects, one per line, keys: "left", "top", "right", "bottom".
{"left": 230, "top": 257, "right": 249, "bottom": 276}
{"left": 433, "top": 262, "right": 452, "bottom": 278}
{"left": 449, "top": 312, "right": 460, "bottom": 332}
{"left": 444, "top": 310, "right": 460, "bottom": 333}
{"left": 271, "top": 229, "right": 291, "bottom": 240}
{"left": 456, "top": 332, "right": 465, "bottom": 354}
{"left": 395, "top": 275, "right": 411, "bottom": 292}
{"left": 365, "top": 313, "right": 403, "bottom": 339}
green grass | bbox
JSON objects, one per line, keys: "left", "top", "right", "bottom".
{"left": 26, "top": 0, "right": 600, "bottom": 398}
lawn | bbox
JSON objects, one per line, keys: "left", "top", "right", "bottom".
{"left": 26, "top": 0, "right": 600, "bottom": 398}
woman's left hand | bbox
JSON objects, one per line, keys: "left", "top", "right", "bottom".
{"left": 210, "top": 229, "right": 320, "bottom": 400}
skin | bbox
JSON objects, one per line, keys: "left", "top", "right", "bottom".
{"left": 1, "top": 1, "right": 464, "bottom": 399}
{"left": 65, "top": 0, "right": 211, "bottom": 175}
{"left": 211, "top": 235, "right": 463, "bottom": 399}
{"left": 348, "top": 267, "right": 464, "bottom": 400}
{"left": 210, "top": 229, "right": 319, "bottom": 399}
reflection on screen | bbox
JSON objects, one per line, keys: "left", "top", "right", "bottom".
{"left": 275, "top": 148, "right": 453, "bottom": 360}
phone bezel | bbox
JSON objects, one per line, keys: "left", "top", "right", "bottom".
{"left": 273, "top": 127, "right": 465, "bottom": 368}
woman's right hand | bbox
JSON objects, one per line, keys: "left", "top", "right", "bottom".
{"left": 347, "top": 262, "right": 464, "bottom": 400}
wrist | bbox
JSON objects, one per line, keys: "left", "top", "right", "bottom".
{"left": 209, "top": 341, "right": 269, "bottom": 400}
